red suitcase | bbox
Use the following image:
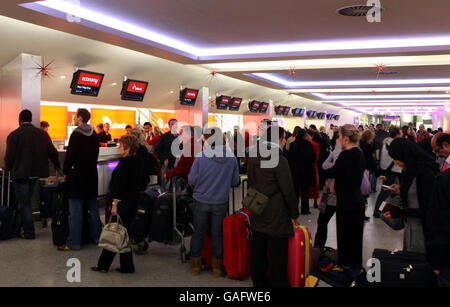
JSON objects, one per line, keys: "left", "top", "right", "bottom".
{"left": 223, "top": 209, "right": 251, "bottom": 280}
{"left": 201, "top": 233, "right": 212, "bottom": 269}
{"left": 288, "top": 225, "right": 313, "bottom": 287}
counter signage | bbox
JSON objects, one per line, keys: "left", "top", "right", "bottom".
{"left": 70, "top": 70, "right": 104, "bottom": 97}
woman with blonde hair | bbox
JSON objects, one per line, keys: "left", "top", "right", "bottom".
{"left": 148, "top": 126, "right": 162, "bottom": 153}
{"left": 324, "top": 124, "right": 366, "bottom": 273}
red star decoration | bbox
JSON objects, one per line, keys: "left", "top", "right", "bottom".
{"left": 33, "top": 58, "right": 55, "bottom": 80}
{"left": 373, "top": 63, "right": 388, "bottom": 79}
{"left": 288, "top": 67, "right": 296, "bottom": 79}
{"left": 208, "top": 66, "right": 218, "bottom": 78}
{"left": 427, "top": 89, "right": 432, "bottom": 95}
{"left": 372, "top": 90, "right": 377, "bottom": 95}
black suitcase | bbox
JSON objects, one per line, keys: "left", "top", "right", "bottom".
{"left": 372, "top": 248, "right": 437, "bottom": 287}
{"left": 148, "top": 193, "right": 173, "bottom": 243}
{"left": 0, "top": 206, "right": 15, "bottom": 240}
{"left": 51, "top": 183, "right": 69, "bottom": 247}
{"left": 129, "top": 193, "right": 153, "bottom": 242}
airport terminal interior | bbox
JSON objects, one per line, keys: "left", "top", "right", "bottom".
{"left": 0, "top": 0, "right": 449, "bottom": 288}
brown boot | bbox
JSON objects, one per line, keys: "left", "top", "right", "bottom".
{"left": 190, "top": 257, "right": 202, "bottom": 276}
{"left": 212, "top": 258, "right": 223, "bottom": 277}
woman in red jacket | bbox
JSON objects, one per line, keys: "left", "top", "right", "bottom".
{"left": 165, "top": 126, "right": 202, "bottom": 180}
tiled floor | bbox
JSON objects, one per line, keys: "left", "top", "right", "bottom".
{"left": 0, "top": 183, "right": 403, "bottom": 287}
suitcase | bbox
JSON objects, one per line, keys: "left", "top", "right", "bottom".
{"left": 223, "top": 208, "right": 251, "bottom": 280}
{"left": 305, "top": 260, "right": 368, "bottom": 287}
{"left": 288, "top": 225, "right": 313, "bottom": 287}
{"left": 148, "top": 193, "right": 173, "bottom": 243}
{"left": 51, "top": 183, "right": 69, "bottom": 246}
{"left": 129, "top": 193, "right": 153, "bottom": 242}
{"left": 0, "top": 206, "right": 15, "bottom": 240}
{"left": 372, "top": 248, "right": 437, "bottom": 287}
{"left": 201, "top": 232, "right": 213, "bottom": 269}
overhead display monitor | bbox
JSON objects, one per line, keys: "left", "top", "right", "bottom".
{"left": 120, "top": 79, "right": 149, "bottom": 101}
{"left": 283, "top": 106, "right": 291, "bottom": 116}
{"left": 259, "top": 102, "right": 269, "bottom": 114}
{"left": 249, "top": 100, "right": 261, "bottom": 112}
{"left": 229, "top": 97, "right": 242, "bottom": 111}
{"left": 275, "top": 106, "right": 285, "bottom": 116}
{"left": 307, "top": 110, "right": 317, "bottom": 118}
{"left": 317, "top": 112, "right": 326, "bottom": 120}
{"left": 70, "top": 69, "right": 104, "bottom": 97}
{"left": 216, "top": 95, "right": 231, "bottom": 110}
{"left": 334, "top": 115, "right": 341, "bottom": 121}
{"left": 292, "top": 108, "right": 305, "bottom": 117}
{"left": 326, "top": 113, "right": 334, "bottom": 120}
{"left": 180, "top": 88, "right": 199, "bottom": 106}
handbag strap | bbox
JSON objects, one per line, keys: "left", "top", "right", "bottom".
{"left": 108, "top": 213, "right": 123, "bottom": 225}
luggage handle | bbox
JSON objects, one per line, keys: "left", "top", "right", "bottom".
{"left": 0, "top": 169, "right": 11, "bottom": 207}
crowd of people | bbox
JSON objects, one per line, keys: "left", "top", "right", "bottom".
{"left": 3, "top": 109, "right": 450, "bottom": 287}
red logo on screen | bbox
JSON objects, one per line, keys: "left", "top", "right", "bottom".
{"left": 185, "top": 90, "right": 198, "bottom": 99}
{"left": 221, "top": 97, "right": 230, "bottom": 103}
{"left": 78, "top": 72, "right": 103, "bottom": 87}
{"left": 233, "top": 99, "right": 242, "bottom": 106}
{"left": 127, "top": 81, "right": 147, "bottom": 93}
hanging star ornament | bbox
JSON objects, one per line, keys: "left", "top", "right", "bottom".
{"left": 33, "top": 58, "right": 55, "bottom": 80}
{"left": 288, "top": 67, "right": 297, "bottom": 79}
{"left": 427, "top": 89, "right": 432, "bottom": 95}
{"left": 373, "top": 63, "right": 388, "bottom": 79}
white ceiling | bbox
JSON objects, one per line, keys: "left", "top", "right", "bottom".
{"left": 1, "top": 0, "right": 450, "bottom": 115}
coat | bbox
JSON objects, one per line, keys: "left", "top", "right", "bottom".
{"left": 63, "top": 128, "right": 99, "bottom": 199}
{"left": 4, "top": 123, "right": 60, "bottom": 180}
{"left": 154, "top": 132, "right": 179, "bottom": 169}
{"left": 248, "top": 148, "right": 299, "bottom": 238}
{"left": 288, "top": 139, "right": 316, "bottom": 190}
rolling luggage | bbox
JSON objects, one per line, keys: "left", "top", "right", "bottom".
{"left": 129, "top": 193, "right": 153, "bottom": 243}
{"left": 372, "top": 248, "right": 437, "bottom": 287}
{"left": 148, "top": 193, "right": 173, "bottom": 243}
{"left": 305, "top": 260, "right": 368, "bottom": 287}
{"left": 51, "top": 183, "right": 69, "bottom": 246}
{"left": 288, "top": 225, "right": 313, "bottom": 287}
{"left": 223, "top": 208, "right": 251, "bottom": 280}
{"left": 0, "top": 206, "right": 15, "bottom": 240}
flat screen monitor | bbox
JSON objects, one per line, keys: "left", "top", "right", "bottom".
{"left": 70, "top": 70, "right": 104, "bottom": 97}
{"left": 249, "top": 100, "right": 261, "bottom": 112}
{"left": 275, "top": 106, "right": 285, "bottom": 115}
{"left": 120, "top": 79, "right": 149, "bottom": 101}
{"left": 307, "top": 110, "right": 317, "bottom": 118}
{"left": 259, "top": 102, "right": 269, "bottom": 113}
{"left": 292, "top": 108, "right": 305, "bottom": 117}
{"left": 334, "top": 115, "right": 341, "bottom": 121}
{"left": 326, "top": 114, "right": 334, "bottom": 120}
{"left": 283, "top": 107, "right": 291, "bottom": 116}
{"left": 317, "top": 112, "right": 326, "bottom": 120}
{"left": 216, "top": 95, "right": 231, "bottom": 110}
{"left": 229, "top": 97, "right": 242, "bottom": 111}
{"left": 180, "top": 88, "right": 199, "bottom": 106}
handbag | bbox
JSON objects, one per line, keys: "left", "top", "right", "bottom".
{"left": 380, "top": 195, "right": 405, "bottom": 231}
{"left": 98, "top": 214, "right": 131, "bottom": 254}
{"left": 242, "top": 187, "right": 271, "bottom": 215}
{"left": 360, "top": 171, "right": 372, "bottom": 197}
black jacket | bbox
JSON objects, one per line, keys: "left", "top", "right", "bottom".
{"left": 360, "top": 141, "right": 377, "bottom": 173}
{"left": 374, "top": 129, "right": 389, "bottom": 154}
{"left": 4, "top": 123, "right": 60, "bottom": 180}
{"left": 109, "top": 154, "right": 146, "bottom": 210}
{"left": 98, "top": 131, "right": 111, "bottom": 144}
{"left": 425, "top": 169, "right": 450, "bottom": 270}
{"left": 154, "top": 132, "right": 179, "bottom": 169}
{"left": 248, "top": 148, "right": 299, "bottom": 238}
{"left": 63, "top": 127, "right": 99, "bottom": 199}
{"left": 288, "top": 139, "right": 316, "bottom": 189}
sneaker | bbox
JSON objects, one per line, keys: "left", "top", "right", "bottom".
{"left": 57, "top": 245, "right": 71, "bottom": 252}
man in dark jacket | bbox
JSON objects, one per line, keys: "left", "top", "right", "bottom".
{"left": 4, "top": 110, "right": 61, "bottom": 240}
{"left": 59, "top": 109, "right": 102, "bottom": 251}
{"left": 155, "top": 118, "right": 179, "bottom": 169}
{"left": 373, "top": 124, "right": 389, "bottom": 160}
{"left": 248, "top": 126, "right": 300, "bottom": 287}
{"left": 426, "top": 133, "right": 450, "bottom": 287}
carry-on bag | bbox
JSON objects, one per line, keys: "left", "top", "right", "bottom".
{"left": 372, "top": 248, "right": 437, "bottom": 287}
{"left": 148, "top": 193, "right": 173, "bottom": 243}
{"left": 129, "top": 193, "right": 153, "bottom": 243}
{"left": 223, "top": 208, "right": 252, "bottom": 280}
{"left": 51, "top": 182, "right": 69, "bottom": 246}
{"left": 288, "top": 225, "right": 313, "bottom": 287}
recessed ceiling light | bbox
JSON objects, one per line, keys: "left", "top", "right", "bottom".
{"left": 170, "top": 90, "right": 174, "bottom": 94}
{"left": 60, "top": 75, "right": 66, "bottom": 79}
{"left": 111, "top": 82, "right": 117, "bottom": 86}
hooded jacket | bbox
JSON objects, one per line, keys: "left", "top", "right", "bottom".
{"left": 188, "top": 145, "right": 240, "bottom": 205}
{"left": 63, "top": 124, "right": 99, "bottom": 198}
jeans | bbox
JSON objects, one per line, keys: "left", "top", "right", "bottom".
{"left": 370, "top": 172, "right": 378, "bottom": 193}
{"left": 67, "top": 198, "right": 102, "bottom": 249}
{"left": 14, "top": 179, "right": 37, "bottom": 239}
{"left": 314, "top": 205, "right": 337, "bottom": 249}
{"left": 250, "top": 230, "right": 289, "bottom": 287}
{"left": 190, "top": 200, "right": 227, "bottom": 259}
